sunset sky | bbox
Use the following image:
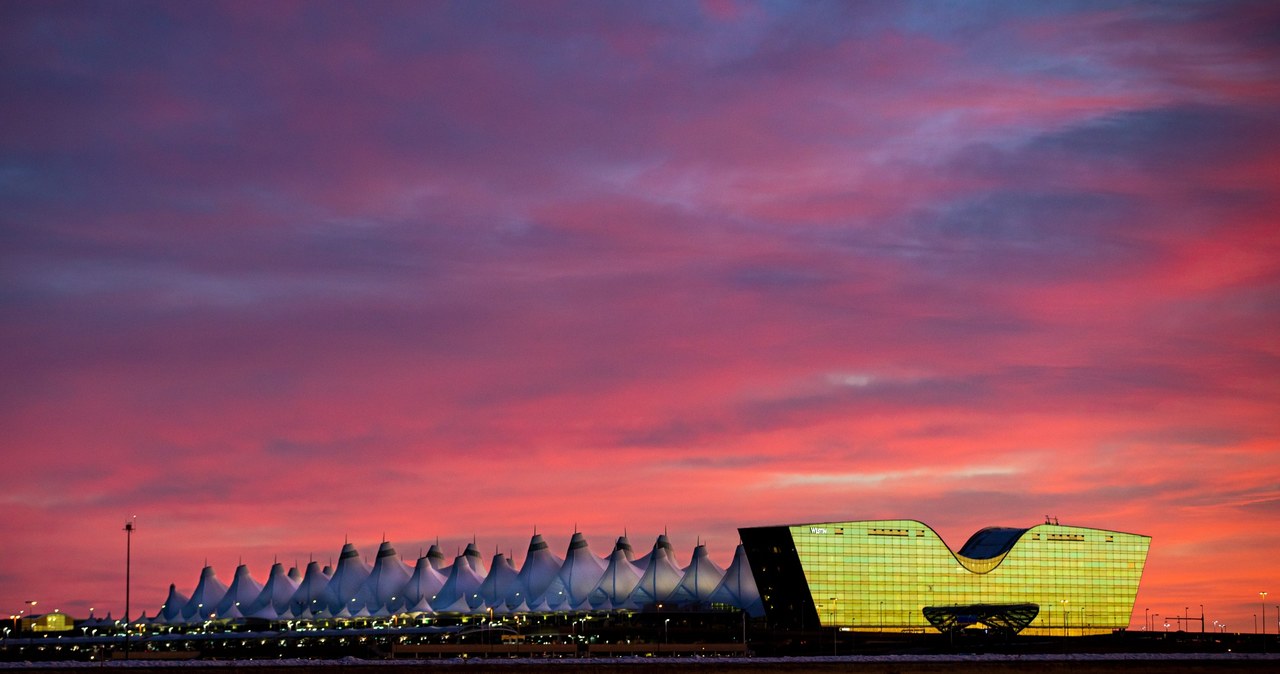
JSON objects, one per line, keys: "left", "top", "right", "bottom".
{"left": 3, "top": 1, "right": 1278, "bottom": 631}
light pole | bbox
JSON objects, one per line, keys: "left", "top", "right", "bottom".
{"left": 829, "top": 597, "right": 837, "bottom": 656}
{"left": 664, "top": 618, "right": 670, "bottom": 645}
{"left": 1261, "top": 592, "right": 1268, "bottom": 653}
{"left": 1060, "top": 599, "right": 1069, "bottom": 637}
{"left": 123, "top": 518, "right": 135, "bottom": 661}
{"left": 1145, "top": 607, "right": 1149, "bottom": 632}
{"left": 1261, "top": 592, "right": 1268, "bottom": 635}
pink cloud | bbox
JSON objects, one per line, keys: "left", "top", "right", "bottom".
{"left": 2, "top": 1, "right": 1278, "bottom": 632}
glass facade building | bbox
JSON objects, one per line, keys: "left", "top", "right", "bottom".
{"left": 740, "top": 519, "right": 1150, "bottom": 636}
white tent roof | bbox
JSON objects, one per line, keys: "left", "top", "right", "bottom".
{"left": 155, "top": 533, "right": 765, "bottom": 620}
{"left": 215, "top": 603, "right": 245, "bottom": 622}
{"left": 506, "top": 533, "right": 562, "bottom": 608}
{"left": 709, "top": 543, "right": 763, "bottom": 617}
{"left": 425, "top": 543, "right": 448, "bottom": 570}
{"left": 670, "top": 543, "right": 726, "bottom": 605}
{"left": 320, "top": 542, "right": 372, "bottom": 614}
{"left": 431, "top": 594, "right": 475, "bottom": 614}
{"left": 399, "top": 554, "right": 447, "bottom": 613}
{"left": 215, "top": 564, "right": 264, "bottom": 617}
{"left": 245, "top": 562, "right": 301, "bottom": 617}
{"left": 432, "top": 546, "right": 486, "bottom": 611}
{"left": 355, "top": 541, "right": 412, "bottom": 614}
{"left": 588, "top": 545, "right": 642, "bottom": 610}
{"left": 157, "top": 583, "right": 189, "bottom": 624}
{"left": 287, "top": 560, "right": 331, "bottom": 618}
{"left": 246, "top": 603, "right": 281, "bottom": 621}
{"left": 629, "top": 535, "right": 682, "bottom": 606}
{"left": 180, "top": 565, "right": 228, "bottom": 623}
{"left": 479, "top": 552, "right": 519, "bottom": 609}
{"left": 403, "top": 595, "right": 434, "bottom": 615}
{"left": 543, "top": 532, "right": 605, "bottom": 610}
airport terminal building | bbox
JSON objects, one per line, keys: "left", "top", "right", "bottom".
{"left": 138, "top": 518, "right": 1149, "bottom": 638}
{"left": 740, "top": 519, "right": 1150, "bottom": 636}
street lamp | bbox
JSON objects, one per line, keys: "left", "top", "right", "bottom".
{"left": 664, "top": 618, "right": 670, "bottom": 645}
{"left": 1262, "top": 592, "right": 1269, "bottom": 653}
{"left": 123, "top": 517, "right": 136, "bottom": 661}
{"left": 1060, "top": 599, "right": 1069, "bottom": 637}
{"left": 829, "top": 597, "right": 837, "bottom": 656}
{"left": 1261, "top": 593, "right": 1268, "bottom": 635}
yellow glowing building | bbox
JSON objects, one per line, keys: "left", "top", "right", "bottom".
{"left": 739, "top": 519, "right": 1150, "bottom": 636}
{"left": 21, "top": 611, "right": 73, "bottom": 633}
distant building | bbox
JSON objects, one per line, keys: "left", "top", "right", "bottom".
{"left": 739, "top": 519, "right": 1150, "bottom": 636}
{"left": 22, "top": 611, "right": 73, "bottom": 633}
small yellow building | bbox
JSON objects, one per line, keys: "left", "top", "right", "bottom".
{"left": 22, "top": 611, "right": 74, "bottom": 633}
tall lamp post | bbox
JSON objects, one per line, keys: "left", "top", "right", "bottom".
{"left": 1261, "top": 592, "right": 1268, "bottom": 634}
{"left": 123, "top": 518, "right": 135, "bottom": 661}
{"left": 829, "top": 597, "right": 837, "bottom": 656}
{"left": 1262, "top": 592, "right": 1268, "bottom": 653}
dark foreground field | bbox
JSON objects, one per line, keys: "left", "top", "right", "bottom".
{"left": 4, "top": 656, "right": 1280, "bottom": 674}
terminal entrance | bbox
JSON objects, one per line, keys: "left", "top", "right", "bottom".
{"left": 922, "top": 604, "right": 1040, "bottom": 636}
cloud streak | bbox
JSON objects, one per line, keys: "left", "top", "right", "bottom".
{"left": 2, "top": 0, "right": 1278, "bottom": 629}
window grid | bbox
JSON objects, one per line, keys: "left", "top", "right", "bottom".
{"left": 793, "top": 520, "right": 1150, "bottom": 636}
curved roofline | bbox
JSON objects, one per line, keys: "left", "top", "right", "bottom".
{"left": 764, "top": 518, "right": 1151, "bottom": 576}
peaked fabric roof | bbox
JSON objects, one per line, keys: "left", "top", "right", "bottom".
{"left": 709, "top": 543, "right": 763, "bottom": 617}
{"left": 588, "top": 546, "right": 642, "bottom": 609}
{"left": 356, "top": 541, "right": 412, "bottom": 612}
{"left": 432, "top": 548, "right": 486, "bottom": 611}
{"left": 215, "top": 564, "right": 264, "bottom": 617}
{"left": 630, "top": 535, "right": 683, "bottom": 606}
{"left": 671, "top": 544, "right": 725, "bottom": 604}
{"left": 507, "top": 533, "right": 562, "bottom": 608}
{"left": 180, "top": 565, "right": 228, "bottom": 623}
{"left": 156, "top": 533, "right": 762, "bottom": 619}
{"left": 543, "top": 532, "right": 606, "bottom": 610}
{"left": 398, "top": 554, "right": 447, "bottom": 613}
{"left": 479, "top": 553, "right": 519, "bottom": 608}
{"left": 244, "top": 562, "right": 300, "bottom": 619}
{"left": 157, "top": 583, "right": 189, "bottom": 624}
{"left": 287, "top": 560, "right": 331, "bottom": 618}
{"left": 319, "top": 543, "right": 372, "bottom": 615}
